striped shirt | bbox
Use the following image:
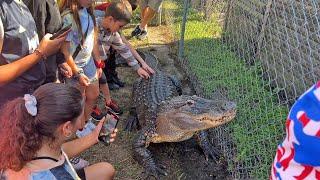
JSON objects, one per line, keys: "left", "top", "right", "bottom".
{"left": 96, "top": 16, "right": 140, "bottom": 71}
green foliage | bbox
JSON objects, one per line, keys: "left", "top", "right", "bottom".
{"left": 165, "top": 0, "right": 288, "bottom": 178}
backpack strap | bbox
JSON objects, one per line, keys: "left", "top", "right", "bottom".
{"left": 61, "top": 9, "right": 90, "bottom": 59}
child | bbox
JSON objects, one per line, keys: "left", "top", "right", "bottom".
{"left": 59, "top": 0, "right": 102, "bottom": 123}
{"left": 91, "top": 1, "right": 154, "bottom": 116}
{"left": 96, "top": 1, "right": 155, "bottom": 79}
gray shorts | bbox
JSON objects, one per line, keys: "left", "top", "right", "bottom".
{"left": 139, "top": 0, "right": 163, "bottom": 12}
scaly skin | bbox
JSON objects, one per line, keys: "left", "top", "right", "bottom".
{"left": 125, "top": 52, "right": 236, "bottom": 179}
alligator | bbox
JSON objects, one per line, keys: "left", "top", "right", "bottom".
{"left": 124, "top": 52, "right": 237, "bottom": 178}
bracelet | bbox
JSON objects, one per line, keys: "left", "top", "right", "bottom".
{"left": 94, "top": 60, "right": 105, "bottom": 69}
{"left": 76, "top": 69, "right": 85, "bottom": 77}
{"left": 34, "top": 48, "right": 47, "bottom": 60}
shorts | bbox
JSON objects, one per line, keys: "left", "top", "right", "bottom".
{"left": 66, "top": 58, "right": 98, "bottom": 86}
{"left": 139, "top": 0, "right": 163, "bottom": 12}
{"left": 76, "top": 168, "right": 86, "bottom": 180}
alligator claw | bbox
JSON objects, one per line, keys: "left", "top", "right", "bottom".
{"left": 124, "top": 116, "right": 137, "bottom": 131}
{"left": 143, "top": 164, "right": 168, "bottom": 179}
{"left": 203, "top": 145, "right": 219, "bottom": 162}
{"left": 196, "top": 130, "right": 220, "bottom": 163}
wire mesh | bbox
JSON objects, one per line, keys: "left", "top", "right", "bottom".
{"left": 162, "top": 0, "right": 320, "bottom": 178}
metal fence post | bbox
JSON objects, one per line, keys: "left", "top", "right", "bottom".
{"left": 178, "top": 0, "right": 190, "bottom": 60}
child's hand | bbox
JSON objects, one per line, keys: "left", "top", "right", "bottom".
{"left": 137, "top": 67, "right": 150, "bottom": 79}
{"left": 59, "top": 62, "right": 73, "bottom": 78}
{"left": 79, "top": 74, "right": 90, "bottom": 86}
{"left": 141, "top": 62, "right": 155, "bottom": 74}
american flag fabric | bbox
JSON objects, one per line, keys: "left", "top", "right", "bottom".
{"left": 271, "top": 81, "right": 320, "bottom": 179}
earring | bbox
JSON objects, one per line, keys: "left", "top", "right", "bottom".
{"left": 65, "top": 133, "right": 72, "bottom": 138}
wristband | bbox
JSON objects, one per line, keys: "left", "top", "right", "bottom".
{"left": 94, "top": 60, "right": 105, "bottom": 69}
{"left": 34, "top": 48, "right": 47, "bottom": 60}
{"left": 76, "top": 69, "right": 85, "bottom": 77}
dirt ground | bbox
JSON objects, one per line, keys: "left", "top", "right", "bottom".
{"left": 82, "top": 25, "right": 229, "bottom": 180}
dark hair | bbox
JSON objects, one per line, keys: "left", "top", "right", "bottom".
{"left": 0, "top": 83, "right": 83, "bottom": 171}
{"left": 105, "top": 1, "right": 132, "bottom": 24}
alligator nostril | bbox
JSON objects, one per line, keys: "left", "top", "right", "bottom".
{"left": 225, "top": 101, "right": 236, "bottom": 110}
{"left": 186, "top": 100, "right": 194, "bottom": 105}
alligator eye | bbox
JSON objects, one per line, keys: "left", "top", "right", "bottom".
{"left": 186, "top": 100, "right": 194, "bottom": 105}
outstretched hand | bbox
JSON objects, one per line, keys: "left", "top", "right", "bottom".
{"left": 92, "top": 117, "right": 118, "bottom": 144}
{"left": 141, "top": 62, "right": 155, "bottom": 74}
{"left": 137, "top": 67, "right": 151, "bottom": 79}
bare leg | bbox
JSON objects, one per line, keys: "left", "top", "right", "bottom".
{"left": 140, "top": 7, "right": 156, "bottom": 29}
{"left": 84, "top": 81, "right": 99, "bottom": 122}
{"left": 84, "top": 162, "right": 115, "bottom": 180}
{"left": 100, "top": 83, "right": 111, "bottom": 104}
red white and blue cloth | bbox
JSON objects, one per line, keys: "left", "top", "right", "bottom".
{"left": 271, "top": 81, "right": 320, "bottom": 179}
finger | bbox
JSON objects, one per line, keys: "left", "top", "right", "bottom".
{"left": 149, "top": 68, "right": 155, "bottom": 74}
{"left": 56, "top": 28, "right": 72, "bottom": 39}
{"left": 113, "top": 128, "right": 118, "bottom": 133}
{"left": 109, "top": 138, "right": 115, "bottom": 143}
{"left": 145, "top": 73, "right": 150, "bottom": 79}
{"left": 96, "top": 118, "right": 106, "bottom": 131}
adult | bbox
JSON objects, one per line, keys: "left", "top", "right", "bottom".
{"left": 131, "top": 0, "right": 163, "bottom": 39}
{"left": 0, "top": 0, "right": 67, "bottom": 108}
{"left": 23, "top": 0, "right": 72, "bottom": 83}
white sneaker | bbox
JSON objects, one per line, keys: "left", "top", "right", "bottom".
{"left": 70, "top": 157, "right": 89, "bottom": 170}
{"left": 76, "top": 119, "right": 96, "bottom": 138}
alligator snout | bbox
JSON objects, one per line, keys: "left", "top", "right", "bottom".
{"left": 223, "top": 101, "right": 237, "bottom": 111}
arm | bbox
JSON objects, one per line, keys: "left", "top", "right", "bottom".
{"left": 62, "top": 118, "right": 117, "bottom": 158}
{"left": 120, "top": 33, "right": 154, "bottom": 74}
{"left": 0, "top": 15, "right": 67, "bottom": 86}
{"left": 61, "top": 41, "right": 90, "bottom": 86}
{"left": 92, "top": 28, "right": 103, "bottom": 78}
{"left": 120, "top": 34, "right": 144, "bottom": 64}
{"left": 60, "top": 42, "right": 78, "bottom": 75}
{"left": 62, "top": 130, "right": 98, "bottom": 158}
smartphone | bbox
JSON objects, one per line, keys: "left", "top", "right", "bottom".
{"left": 98, "top": 110, "right": 119, "bottom": 146}
{"left": 50, "top": 24, "right": 72, "bottom": 40}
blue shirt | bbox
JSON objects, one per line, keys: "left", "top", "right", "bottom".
{"left": 62, "top": 8, "right": 95, "bottom": 68}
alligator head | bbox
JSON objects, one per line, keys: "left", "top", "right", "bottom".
{"left": 150, "top": 95, "right": 236, "bottom": 143}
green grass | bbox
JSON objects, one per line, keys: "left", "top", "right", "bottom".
{"left": 164, "top": 1, "right": 288, "bottom": 178}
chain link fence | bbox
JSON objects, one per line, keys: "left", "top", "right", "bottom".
{"left": 162, "top": 0, "right": 320, "bottom": 178}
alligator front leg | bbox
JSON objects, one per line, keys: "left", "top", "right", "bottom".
{"left": 195, "top": 130, "right": 220, "bottom": 162}
{"left": 125, "top": 108, "right": 140, "bottom": 131}
{"left": 133, "top": 132, "right": 167, "bottom": 179}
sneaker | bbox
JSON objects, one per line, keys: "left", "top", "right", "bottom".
{"left": 108, "top": 82, "right": 120, "bottom": 90}
{"left": 137, "top": 29, "right": 148, "bottom": 40}
{"left": 131, "top": 25, "right": 142, "bottom": 37}
{"left": 106, "top": 99, "right": 123, "bottom": 115}
{"left": 69, "top": 157, "right": 89, "bottom": 170}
